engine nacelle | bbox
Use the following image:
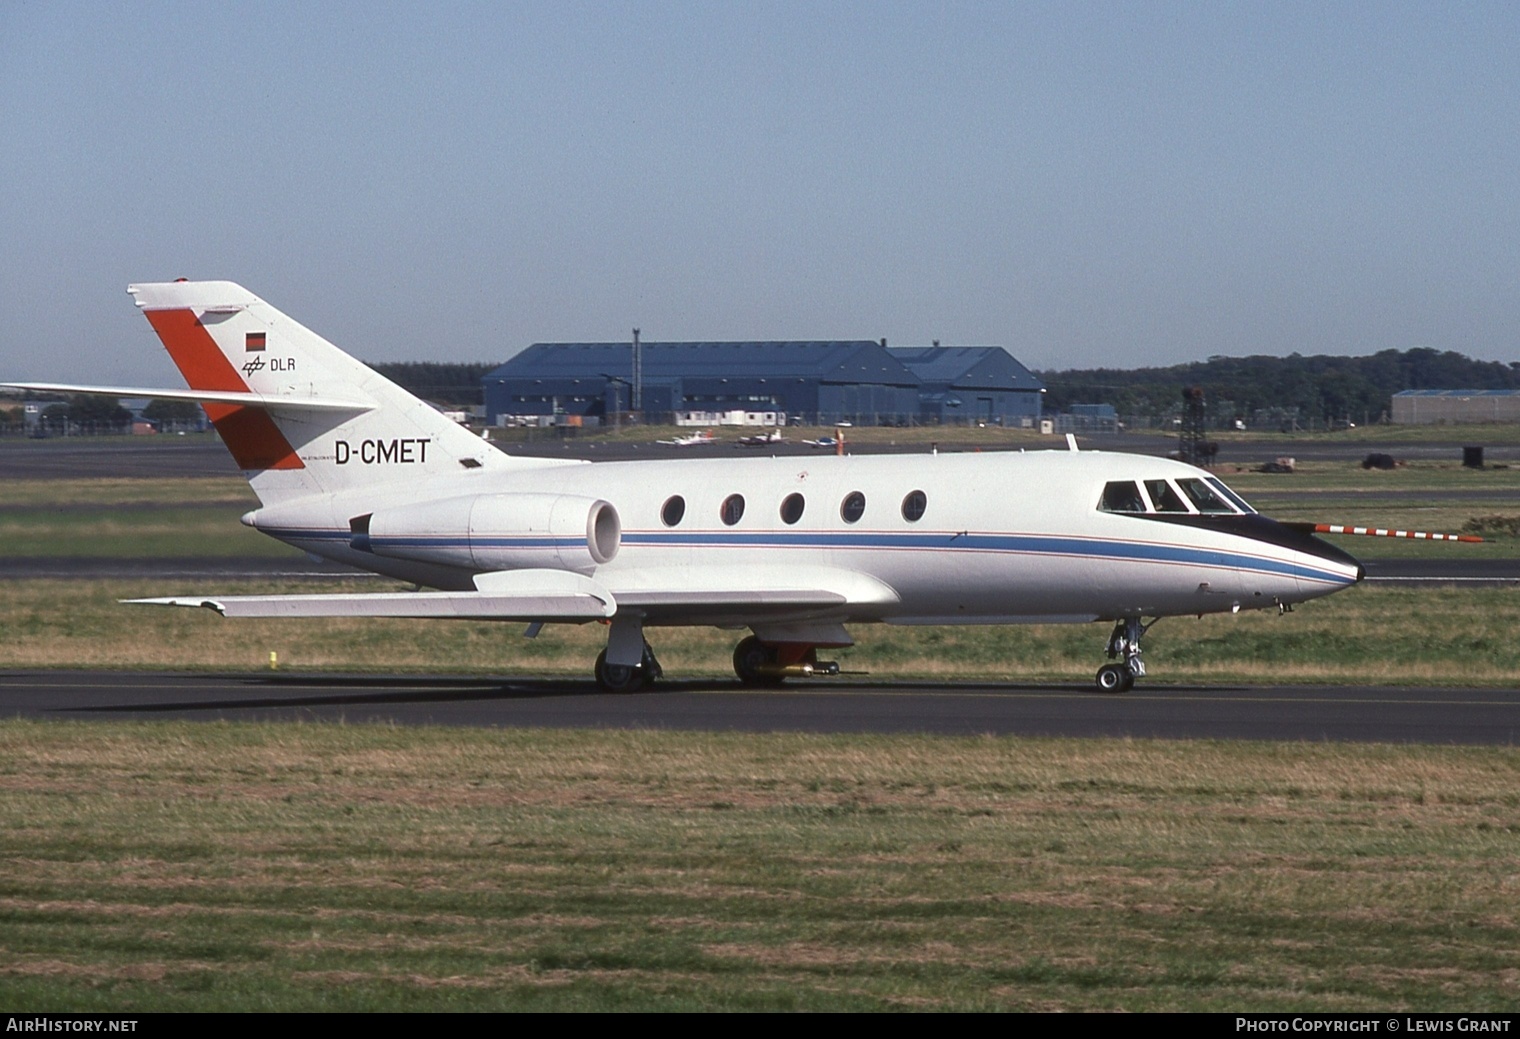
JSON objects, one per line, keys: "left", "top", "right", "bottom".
{"left": 357, "top": 493, "right": 620, "bottom": 572}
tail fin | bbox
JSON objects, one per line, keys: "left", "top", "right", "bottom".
{"left": 129, "top": 281, "right": 536, "bottom": 505}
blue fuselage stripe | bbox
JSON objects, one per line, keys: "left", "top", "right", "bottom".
{"left": 267, "top": 526, "right": 1356, "bottom": 587}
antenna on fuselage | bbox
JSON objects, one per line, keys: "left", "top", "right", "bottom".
{"left": 1066, "top": 433, "right": 1079, "bottom": 452}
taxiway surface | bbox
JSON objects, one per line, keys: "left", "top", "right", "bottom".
{"left": 3, "top": 670, "right": 1516, "bottom": 744}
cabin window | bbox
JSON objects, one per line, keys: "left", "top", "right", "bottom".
{"left": 780, "top": 493, "right": 805, "bottom": 525}
{"left": 1144, "top": 479, "right": 1190, "bottom": 513}
{"left": 661, "top": 495, "right": 685, "bottom": 526}
{"left": 1177, "top": 478, "right": 1234, "bottom": 514}
{"left": 901, "top": 490, "right": 927, "bottom": 522}
{"left": 840, "top": 491, "right": 866, "bottom": 523}
{"left": 1098, "top": 481, "right": 1145, "bottom": 513}
{"left": 720, "top": 494, "right": 745, "bottom": 526}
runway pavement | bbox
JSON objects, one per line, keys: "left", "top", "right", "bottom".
{"left": 3, "top": 670, "right": 1517, "bottom": 744}
{"left": 1362, "top": 558, "right": 1520, "bottom": 585}
{"left": 0, "top": 437, "right": 241, "bottom": 478}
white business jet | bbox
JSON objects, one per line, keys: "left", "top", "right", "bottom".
{"left": 9, "top": 281, "right": 1373, "bottom": 693}
{"left": 657, "top": 430, "right": 717, "bottom": 447}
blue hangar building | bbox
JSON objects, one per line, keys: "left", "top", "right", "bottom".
{"left": 889, "top": 346, "right": 1045, "bottom": 425}
{"left": 483, "top": 341, "right": 1044, "bottom": 427}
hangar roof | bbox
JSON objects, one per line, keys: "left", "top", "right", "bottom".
{"left": 487, "top": 341, "right": 919, "bottom": 385}
{"left": 889, "top": 346, "right": 1044, "bottom": 392}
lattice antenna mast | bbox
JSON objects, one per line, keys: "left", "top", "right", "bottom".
{"left": 631, "top": 328, "right": 642, "bottom": 413}
{"left": 1180, "top": 386, "right": 1208, "bottom": 467}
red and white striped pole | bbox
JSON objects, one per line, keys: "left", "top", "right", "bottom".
{"left": 1308, "top": 523, "right": 1482, "bottom": 543}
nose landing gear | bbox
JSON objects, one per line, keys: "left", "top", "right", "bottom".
{"left": 1095, "top": 662, "right": 1133, "bottom": 694}
{"left": 1096, "top": 617, "right": 1154, "bottom": 694}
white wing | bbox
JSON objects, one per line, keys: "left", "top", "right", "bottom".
{"left": 127, "top": 569, "right": 613, "bottom": 620}
{"left": 124, "top": 565, "right": 899, "bottom": 626}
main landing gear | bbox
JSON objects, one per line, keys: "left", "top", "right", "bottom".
{"left": 732, "top": 635, "right": 840, "bottom": 686}
{"left": 593, "top": 641, "right": 662, "bottom": 693}
{"left": 592, "top": 632, "right": 843, "bottom": 691}
{"left": 1095, "top": 617, "right": 1154, "bottom": 694}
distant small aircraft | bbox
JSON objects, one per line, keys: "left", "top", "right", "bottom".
{"left": 4, "top": 281, "right": 1477, "bottom": 694}
{"left": 736, "top": 428, "right": 785, "bottom": 447}
{"left": 658, "top": 430, "right": 717, "bottom": 447}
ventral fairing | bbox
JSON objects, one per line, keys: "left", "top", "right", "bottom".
{"left": 8, "top": 281, "right": 1398, "bottom": 693}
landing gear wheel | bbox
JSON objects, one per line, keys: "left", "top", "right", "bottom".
{"left": 1097, "top": 617, "right": 1151, "bottom": 693}
{"left": 1096, "top": 663, "right": 1134, "bottom": 694}
{"left": 733, "top": 635, "right": 782, "bottom": 686}
{"left": 595, "top": 649, "right": 646, "bottom": 693}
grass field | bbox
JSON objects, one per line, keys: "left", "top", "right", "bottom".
{"left": 0, "top": 579, "right": 1516, "bottom": 686}
{"left": 3, "top": 451, "right": 1520, "bottom": 1011}
{"left": 2, "top": 722, "right": 1517, "bottom": 1011}
{"left": 0, "top": 478, "right": 299, "bottom": 559}
{"left": 0, "top": 506, "right": 298, "bottom": 559}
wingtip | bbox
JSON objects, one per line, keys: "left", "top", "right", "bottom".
{"left": 120, "top": 596, "right": 227, "bottom": 615}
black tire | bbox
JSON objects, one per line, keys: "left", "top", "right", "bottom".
{"left": 732, "top": 635, "right": 782, "bottom": 686}
{"left": 1096, "top": 663, "right": 1132, "bottom": 694}
{"left": 595, "top": 649, "right": 645, "bottom": 693}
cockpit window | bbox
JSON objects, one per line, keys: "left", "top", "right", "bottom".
{"left": 1103, "top": 475, "right": 1251, "bottom": 516}
{"left": 1099, "top": 481, "right": 1146, "bottom": 513}
{"left": 1144, "top": 479, "right": 1190, "bottom": 513}
{"left": 1177, "top": 478, "right": 1235, "bottom": 514}
{"left": 1206, "top": 477, "right": 1256, "bottom": 514}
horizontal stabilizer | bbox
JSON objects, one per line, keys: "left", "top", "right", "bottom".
{"left": 2, "top": 382, "right": 374, "bottom": 415}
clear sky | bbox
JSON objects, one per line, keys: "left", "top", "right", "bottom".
{"left": 3, "top": 1, "right": 1517, "bottom": 385}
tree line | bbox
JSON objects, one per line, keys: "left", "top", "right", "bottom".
{"left": 368, "top": 362, "right": 496, "bottom": 405}
{"left": 1038, "top": 348, "right": 1520, "bottom": 424}
{"left": 10, "top": 349, "right": 1518, "bottom": 432}
{"left": 367, "top": 351, "right": 1520, "bottom": 423}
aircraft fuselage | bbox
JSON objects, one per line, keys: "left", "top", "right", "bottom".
{"left": 246, "top": 448, "right": 1361, "bottom": 628}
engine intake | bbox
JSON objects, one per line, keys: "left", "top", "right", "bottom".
{"left": 358, "top": 493, "right": 620, "bottom": 572}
